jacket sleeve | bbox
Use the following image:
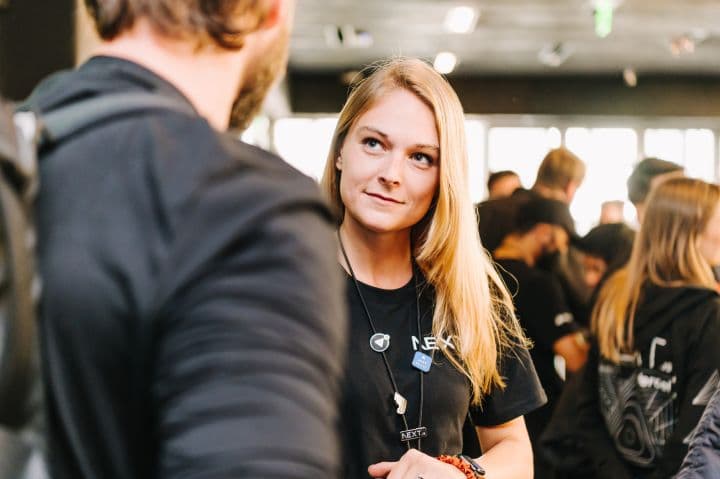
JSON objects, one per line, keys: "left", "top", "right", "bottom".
{"left": 675, "top": 383, "right": 720, "bottom": 478}
{"left": 575, "top": 343, "right": 634, "bottom": 479}
{"left": 649, "top": 307, "right": 720, "bottom": 479}
{"left": 150, "top": 178, "right": 347, "bottom": 479}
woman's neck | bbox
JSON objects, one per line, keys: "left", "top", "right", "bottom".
{"left": 338, "top": 222, "right": 413, "bottom": 289}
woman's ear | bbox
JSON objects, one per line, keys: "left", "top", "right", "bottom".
{"left": 336, "top": 154, "right": 343, "bottom": 170}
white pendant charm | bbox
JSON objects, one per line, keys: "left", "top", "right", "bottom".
{"left": 394, "top": 392, "right": 407, "bottom": 415}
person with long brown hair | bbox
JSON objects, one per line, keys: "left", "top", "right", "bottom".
{"left": 577, "top": 177, "right": 720, "bottom": 478}
{"left": 322, "top": 58, "right": 546, "bottom": 479}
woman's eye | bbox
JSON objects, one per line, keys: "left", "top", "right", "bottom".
{"left": 362, "top": 138, "right": 382, "bottom": 150}
{"left": 412, "top": 152, "right": 435, "bottom": 166}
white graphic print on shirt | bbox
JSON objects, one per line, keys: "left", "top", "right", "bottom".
{"left": 599, "top": 335, "right": 677, "bottom": 468}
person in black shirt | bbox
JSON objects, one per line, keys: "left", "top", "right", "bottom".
{"left": 477, "top": 147, "right": 585, "bottom": 254}
{"left": 492, "top": 197, "right": 589, "bottom": 473}
{"left": 626, "top": 157, "right": 683, "bottom": 224}
{"left": 577, "top": 178, "right": 720, "bottom": 478}
{"left": 477, "top": 148, "right": 592, "bottom": 332}
{"left": 321, "top": 58, "right": 546, "bottom": 479}
{"left": 26, "top": 1, "right": 347, "bottom": 478}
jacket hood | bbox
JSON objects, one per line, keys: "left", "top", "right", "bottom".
{"left": 24, "top": 56, "right": 191, "bottom": 113}
{"left": 634, "top": 283, "right": 719, "bottom": 336}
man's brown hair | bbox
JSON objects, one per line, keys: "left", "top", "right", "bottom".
{"left": 84, "top": 0, "right": 274, "bottom": 50}
{"left": 534, "top": 147, "right": 586, "bottom": 190}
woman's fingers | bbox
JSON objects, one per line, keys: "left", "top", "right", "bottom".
{"left": 368, "top": 461, "right": 396, "bottom": 477}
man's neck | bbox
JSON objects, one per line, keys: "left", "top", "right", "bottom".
{"left": 493, "top": 234, "right": 537, "bottom": 267}
{"left": 93, "top": 20, "right": 244, "bottom": 131}
{"left": 532, "top": 184, "right": 568, "bottom": 203}
{"left": 338, "top": 221, "right": 413, "bottom": 289}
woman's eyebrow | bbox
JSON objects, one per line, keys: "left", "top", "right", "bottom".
{"left": 357, "top": 125, "right": 389, "bottom": 141}
{"left": 358, "top": 126, "right": 439, "bottom": 151}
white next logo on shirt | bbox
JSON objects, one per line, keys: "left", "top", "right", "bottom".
{"left": 411, "top": 335, "right": 455, "bottom": 351}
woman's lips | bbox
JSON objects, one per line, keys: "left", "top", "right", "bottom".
{"left": 365, "top": 192, "right": 403, "bottom": 204}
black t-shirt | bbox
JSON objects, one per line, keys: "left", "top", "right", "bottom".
{"left": 495, "top": 259, "right": 579, "bottom": 402}
{"left": 30, "top": 57, "right": 347, "bottom": 479}
{"left": 340, "top": 271, "right": 546, "bottom": 479}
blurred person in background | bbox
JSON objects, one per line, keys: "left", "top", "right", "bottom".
{"left": 479, "top": 147, "right": 591, "bottom": 334}
{"left": 486, "top": 170, "right": 521, "bottom": 200}
{"left": 577, "top": 223, "right": 637, "bottom": 302}
{"left": 538, "top": 224, "right": 636, "bottom": 478}
{"left": 23, "top": 0, "right": 348, "bottom": 478}
{"left": 477, "top": 147, "right": 585, "bottom": 253}
{"left": 492, "top": 196, "right": 589, "bottom": 478}
{"left": 627, "top": 157, "right": 684, "bottom": 224}
{"left": 577, "top": 177, "right": 720, "bottom": 479}
{"left": 599, "top": 200, "right": 625, "bottom": 225}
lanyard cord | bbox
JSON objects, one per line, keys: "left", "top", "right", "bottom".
{"left": 338, "top": 231, "right": 425, "bottom": 451}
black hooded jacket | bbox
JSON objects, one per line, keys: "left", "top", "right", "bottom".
{"left": 27, "top": 57, "right": 347, "bottom": 479}
{"left": 675, "top": 380, "right": 720, "bottom": 478}
{"left": 577, "top": 284, "right": 720, "bottom": 479}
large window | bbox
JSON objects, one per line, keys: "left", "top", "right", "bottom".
{"left": 565, "top": 128, "right": 638, "bottom": 234}
{"left": 644, "top": 128, "right": 716, "bottom": 182}
{"left": 273, "top": 117, "right": 337, "bottom": 180}
{"left": 487, "top": 127, "right": 561, "bottom": 192}
{"left": 268, "top": 115, "right": 719, "bottom": 236}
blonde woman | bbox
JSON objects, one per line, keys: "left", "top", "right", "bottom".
{"left": 322, "top": 58, "right": 545, "bottom": 479}
{"left": 577, "top": 177, "right": 720, "bottom": 478}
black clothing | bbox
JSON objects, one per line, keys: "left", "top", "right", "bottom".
{"left": 477, "top": 189, "right": 592, "bottom": 321}
{"left": 340, "top": 272, "right": 546, "bottom": 479}
{"left": 477, "top": 188, "right": 534, "bottom": 253}
{"left": 495, "top": 259, "right": 579, "bottom": 405}
{"left": 577, "top": 285, "right": 720, "bottom": 479}
{"left": 30, "top": 57, "right": 347, "bottom": 479}
{"left": 676, "top": 381, "right": 720, "bottom": 479}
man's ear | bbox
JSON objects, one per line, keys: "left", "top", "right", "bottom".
{"left": 564, "top": 181, "right": 579, "bottom": 203}
{"left": 259, "top": 0, "right": 290, "bottom": 30}
{"left": 533, "top": 223, "right": 552, "bottom": 241}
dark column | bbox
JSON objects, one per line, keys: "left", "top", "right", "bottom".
{"left": 0, "top": 0, "right": 75, "bottom": 100}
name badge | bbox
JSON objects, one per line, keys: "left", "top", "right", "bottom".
{"left": 412, "top": 351, "right": 432, "bottom": 372}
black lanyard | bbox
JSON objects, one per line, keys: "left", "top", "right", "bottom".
{"left": 338, "top": 231, "right": 428, "bottom": 451}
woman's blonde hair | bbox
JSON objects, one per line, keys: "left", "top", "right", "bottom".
{"left": 321, "top": 58, "right": 528, "bottom": 403}
{"left": 593, "top": 177, "right": 720, "bottom": 362}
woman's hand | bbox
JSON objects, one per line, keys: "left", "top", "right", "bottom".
{"left": 368, "top": 449, "right": 466, "bottom": 479}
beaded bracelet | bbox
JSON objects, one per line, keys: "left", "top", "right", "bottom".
{"left": 437, "top": 454, "right": 485, "bottom": 478}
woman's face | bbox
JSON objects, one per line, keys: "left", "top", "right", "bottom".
{"left": 337, "top": 88, "right": 440, "bottom": 237}
{"left": 698, "top": 203, "right": 720, "bottom": 267}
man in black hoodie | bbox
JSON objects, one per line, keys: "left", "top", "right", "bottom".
{"left": 25, "top": 1, "right": 347, "bottom": 479}
{"left": 492, "top": 196, "right": 589, "bottom": 477}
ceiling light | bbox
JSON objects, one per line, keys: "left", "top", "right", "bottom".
{"left": 323, "top": 24, "right": 373, "bottom": 48}
{"left": 433, "top": 52, "right": 457, "bottom": 74}
{"left": 670, "top": 35, "right": 696, "bottom": 56}
{"left": 594, "top": 0, "right": 614, "bottom": 38}
{"left": 623, "top": 67, "right": 637, "bottom": 87}
{"left": 444, "top": 6, "right": 478, "bottom": 34}
{"left": 538, "top": 42, "right": 572, "bottom": 68}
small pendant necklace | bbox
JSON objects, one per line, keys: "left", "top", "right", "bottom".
{"left": 338, "top": 231, "right": 431, "bottom": 450}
